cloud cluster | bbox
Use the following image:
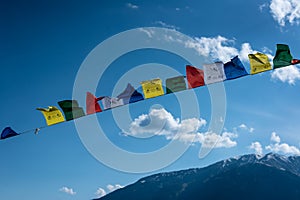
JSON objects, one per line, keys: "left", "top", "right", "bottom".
{"left": 59, "top": 186, "right": 76, "bottom": 195}
{"left": 184, "top": 36, "right": 273, "bottom": 63}
{"left": 266, "top": 132, "right": 300, "bottom": 155}
{"left": 125, "top": 108, "right": 238, "bottom": 149}
{"left": 141, "top": 21, "right": 299, "bottom": 85}
{"left": 269, "top": 0, "right": 300, "bottom": 26}
{"left": 138, "top": 28, "right": 273, "bottom": 65}
{"left": 271, "top": 65, "right": 300, "bottom": 85}
{"left": 95, "top": 184, "right": 123, "bottom": 198}
{"left": 125, "top": 109, "right": 299, "bottom": 157}
{"left": 249, "top": 132, "right": 300, "bottom": 156}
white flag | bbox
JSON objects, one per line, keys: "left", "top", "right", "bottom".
{"left": 101, "top": 97, "right": 124, "bottom": 110}
{"left": 203, "top": 62, "right": 226, "bottom": 84}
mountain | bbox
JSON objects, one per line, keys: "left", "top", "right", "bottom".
{"left": 96, "top": 153, "right": 300, "bottom": 200}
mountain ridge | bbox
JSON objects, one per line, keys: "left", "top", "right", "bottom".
{"left": 96, "top": 153, "right": 300, "bottom": 200}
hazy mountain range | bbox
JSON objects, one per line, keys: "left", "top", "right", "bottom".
{"left": 96, "top": 153, "right": 300, "bottom": 200}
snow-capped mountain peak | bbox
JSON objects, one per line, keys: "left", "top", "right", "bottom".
{"left": 219, "top": 153, "right": 300, "bottom": 176}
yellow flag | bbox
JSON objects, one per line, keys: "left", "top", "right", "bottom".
{"left": 141, "top": 78, "right": 164, "bottom": 99}
{"left": 37, "top": 106, "right": 65, "bottom": 126}
{"left": 248, "top": 53, "right": 272, "bottom": 74}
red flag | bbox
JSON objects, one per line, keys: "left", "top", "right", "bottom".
{"left": 292, "top": 59, "right": 300, "bottom": 65}
{"left": 186, "top": 65, "right": 205, "bottom": 89}
{"left": 86, "top": 92, "right": 103, "bottom": 115}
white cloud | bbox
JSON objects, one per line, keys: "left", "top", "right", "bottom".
{"left": 266, "top": 143, "right": 300, "bottom": 155}
{"left": 271, "top": 65, "right": 300, "bottom": 85}
{"left": 270, "top": 132, "right": 281, "bottom": 143}
{"left": 196, "top": 131, "right": 238, "bottom": 148}
{"left": 269, "top": 0, "right": 300, "bottom": 26}
{"left": 154, "top": 21, "right": 180, "bottom": 30}
{"left": 126, "top": 3, "right": 139, "bottom": 9}
{"left": 125, "top": 108, "right": 206, "bottom": 137}
{"left": 266, "top": 132, "right": 300, "bottom": 155}
{"left": 184, "top": 36, "right": 239, "bottom": 62}
{"left": 238, "top": 123, "right": 254, "bottom": 133}
{"left": 59, "top": 186, "right": 76, "bottom": 195}
{"left": 125, "top": 108, "right": 238, "bottom": 149}
{"left": 95, "top": 184, "right": 123, "bottom": 198}
{"left": 250, "top": 142, "right": 263, "bottom": 155}
{"left": 169, "top": 131, "right": 238, "bottom": 148}
{"left": 95, "top": 188, "right": 106, "bottom": 198}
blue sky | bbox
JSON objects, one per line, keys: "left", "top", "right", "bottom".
{"left": 1, "top": 0, "right": 300, "bottom": 199}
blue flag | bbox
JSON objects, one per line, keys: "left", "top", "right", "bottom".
{"left": 224, "top": 56, "right": 248, "bottom": 80}
{"left": 1, "top": 127, "right": 19, "bottom": 140}
{"left": 117, "top": 83, "right": 144, "bottom": 104}
{"left": 117, "top": 83, "right": 136, "bottom": 104}
{"left": 129, "top": 90, "right": 144, "bottom": 103}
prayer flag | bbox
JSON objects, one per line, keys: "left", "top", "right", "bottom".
{"left": 117, "top": 83, "right": 136, "bottom": 104}
{"left": 86, "top": 92, "right": 103, "bottom": 115}
{"left": 58, "top": 100, "right": 85, "bottom": 121}
{"left": 141, "top": 78, "right": 164, "bottom": 99}
{"left": 224, "top": 56, "right": 248, "bottom": 80}
{"left": 1, "top": 127, "right": 19, "bottom": 140}
{"left": 37, "top": 106, "right": 65, "bottom": 126}
{"left": 248, "top": 53, "right": 272, "bottom": 74}
{"left": 273, "top": 44, "right": 293, "bottom": 69}
{"left": 186, "top": 65, "right": 205, "bottom": 89}
{"left": 101, "top": 97, "right": 124, "bottom": 110}
{"left": 166, "top": 76, "right": 186, "bottom": 94}
{"left": 203, "top": 62, "right": 226, "bottom": 84}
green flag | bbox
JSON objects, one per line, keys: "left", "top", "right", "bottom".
{"left": 58, "top": 100, "right": 85, "bottom": 121}
{"left": 166, "top": 76, "right": 187, "bottom": 94}
{"left": 273, "top": 44, "right": 293, "bottom": 69}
